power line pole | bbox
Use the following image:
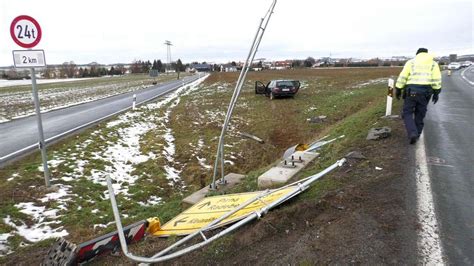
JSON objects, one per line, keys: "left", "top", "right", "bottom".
{"left": 164, "top": 40, "right": 172, "bottom": 72}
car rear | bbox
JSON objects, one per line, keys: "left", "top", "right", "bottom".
{"left": 272, "top": 80, "right": 299, "bottom": 97}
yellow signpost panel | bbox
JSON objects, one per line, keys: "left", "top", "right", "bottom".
{"left": 153, "top": 186, "right": 297, "bottom": 236}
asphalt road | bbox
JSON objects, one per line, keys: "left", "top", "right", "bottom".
{"left": 0, "top": 74, "right": 201, "bottom": 163}
{"left": 423, "top": 66, "right": 474, "bottom": 264}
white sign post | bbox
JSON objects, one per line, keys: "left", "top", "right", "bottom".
{"left": 386, "top": 79, "right": 394, "bottom": 116}
{"left": 10, "top": 15, "right": 50, "bottom": 187}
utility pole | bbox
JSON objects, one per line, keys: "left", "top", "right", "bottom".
{"left": 164, "top": 40, "right": 172, "bottom": 73}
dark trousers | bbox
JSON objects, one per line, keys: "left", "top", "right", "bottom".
{"left": 402, "top": 89, "right": 431, "bottom": 138}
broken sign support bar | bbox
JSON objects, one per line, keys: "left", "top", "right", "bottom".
{"left": 107, "top": 158, "right": 346, "bottom": 264}
{"left": 211, "top": 0, "right": 277, "bottom": 189}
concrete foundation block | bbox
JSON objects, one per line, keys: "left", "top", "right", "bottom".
{"left": 258, "top": 151, "right": 319, "bottom": 189}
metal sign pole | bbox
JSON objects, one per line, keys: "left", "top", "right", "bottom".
{"left": 31, "top": 67, "right": 50, "bottom": 187}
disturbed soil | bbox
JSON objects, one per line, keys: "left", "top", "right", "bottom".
{"left": 165, "top": 120, "right": 420, "bottom": 265}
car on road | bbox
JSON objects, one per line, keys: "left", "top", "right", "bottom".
{"left": 255, "top": 79, "right": 300, "bottom": 99}
{"left": 447, "top": 62, "right": 461, "bottom": 70}
{"left": 461, "top": 61, "right": 472, "bottom": 68}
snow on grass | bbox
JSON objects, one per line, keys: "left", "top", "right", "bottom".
{"left": 0, "top": 233, "right": 13, "bottom": 257}
{"left": 138, "top": 195, "right": 162, "bottom": 207}
{"left": 0, "top": 77, "right": 97, "bottom": 88}
{"left": 351, "top": 78, "right": 386, "bottom": 89}
{"left": 4, "top": 202, "right": 68, "bottom": 243}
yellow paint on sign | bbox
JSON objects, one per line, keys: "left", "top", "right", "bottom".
{"left": 153, "top": 186, "right": 297, "bottom": 236}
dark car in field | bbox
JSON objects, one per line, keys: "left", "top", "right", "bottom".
{"left": 255, "top": 79, "right": 300, "bottom": 99}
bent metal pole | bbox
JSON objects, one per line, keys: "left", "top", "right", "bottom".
{"left": 210, "top": 0, "right": 277, "bottom": 189}
{"left": 106, "top": 158, "right": 346, "bottom": 263}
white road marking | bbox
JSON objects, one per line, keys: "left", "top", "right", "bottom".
{"left": 415, "top": 133, "right": 445, "bottom": 264}
{"left": 460, "top": 66, "right": 474, "bottom": 86}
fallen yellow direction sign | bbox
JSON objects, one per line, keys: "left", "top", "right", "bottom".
{"left": 152, "top": 186, "right": 297, "bottom": 236}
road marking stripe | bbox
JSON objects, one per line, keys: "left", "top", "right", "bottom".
{"left": 416, "top": 133, "right": 445, "bottom": 264}
{"left": 460, "top": 66, "right": 474, "bottom": 86}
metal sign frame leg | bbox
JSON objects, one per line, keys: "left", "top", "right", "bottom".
{"left": 31, "top": 67, "right": 50, "bottom": 187}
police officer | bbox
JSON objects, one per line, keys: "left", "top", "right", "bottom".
{"left": 395, "top": 48, "right": 442, "bottom": 144}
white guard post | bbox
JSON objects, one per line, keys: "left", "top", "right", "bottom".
{"left": 385, "top": 78, "right": 394, "bottom": 116}
{"left": 132, "top": 94, "right": 137, "bottom": 110}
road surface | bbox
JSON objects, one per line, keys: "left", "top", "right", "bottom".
{"left": 423, "top": 66, "right": 474, "bottom": 264}
{"left": 0, "top": 74, "right": 201, "bottom": 163}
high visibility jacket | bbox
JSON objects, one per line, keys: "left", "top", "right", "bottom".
{"left": 395, "top": 52, "right": 442, "bottom": 90}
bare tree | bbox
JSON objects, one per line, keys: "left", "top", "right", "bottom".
{"left": 60, "top": 61, "right": 77, "bottom": 78}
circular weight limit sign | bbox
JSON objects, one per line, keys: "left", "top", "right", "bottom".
{"left": 10, "top": 15, "right": 42, "bottom": 48}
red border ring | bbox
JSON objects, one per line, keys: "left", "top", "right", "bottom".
{"left": 10, "top": 15, "right": 42, "bottom": 48}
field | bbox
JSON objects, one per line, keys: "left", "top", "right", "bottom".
{"left": 0, "top": 67, "right": 403, "bottom": 263}
{"left": 0, "top": 73, "right": 189, "bottom": 123}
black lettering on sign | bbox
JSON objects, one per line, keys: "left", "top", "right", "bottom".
{"left": 173, "top": 216, "right": 188, "bottom": 227}
{"left": 16, "top": 25, "right": 23, "bottom": 39}
{"left": 189, "top": 217, "right": 216, "bottom": 224}
{"left": 209, "top": 203, "right": 240, "bottom": 211}
{"left": 197, "top": 201, "right": 211, "bottom": 209}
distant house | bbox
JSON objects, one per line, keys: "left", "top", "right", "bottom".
{"left": 272, "top": 60, "right": 292, "bottom": 70}
{"left": 190, "top": 63, "right": 212, "bottom": 72}
{"left": 220, "top": 64, "right": 238, "bottom": 72}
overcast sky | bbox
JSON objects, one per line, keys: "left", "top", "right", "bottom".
{"left": 1, "top": 0, "right": 472, "bottom": 65}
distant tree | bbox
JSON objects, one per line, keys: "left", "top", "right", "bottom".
{"left": 304, "top": 57, "right": 316, "bottom": 67}
{"left": 292, "top": 60, "right": 303, "bottom": 68}
{"left": 115, "top": 64, "right": 126, "bottom": 75}
{"left": 201, "top": 61, "right": 207, "bottom": 65}
{"left": 44, "top": 66, "right": 55, "bottom": 78}
{"left": 176, "top": 59, "right": 185, "bottom": 72}
{"left": 156, "top": 60, "right": 164, "bottom": 72}
{"left": 142, "top": 60, "right": 151, "bottom": 73}
{"left": 231, "top": 61, "right": 237, "bottom": 66}
{"left": 60, "top": 61, "right": 77, "bottom": 78}
{"left": 130, "top": 60, "right": 142, "bottom": 74}
{"left": 82, "top": 68, "right": 89, "bottom": 77}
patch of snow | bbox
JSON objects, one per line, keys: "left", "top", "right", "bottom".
{"left": 0, "top": 77, "right": 97, "bottom": 88}
{"left": 0, "top": 233, "right": 13, "bottom": 257}
{"left": 5, "top": 203, "right": 68, "bottom": 242}
{"left": 351, "top": 78, "right": 386, "bottom": 89}
{"left": 138, "top": 195, "right": 162, "bottom": 207}
{"left": 197, "top": 156, "right": 212, "bottom": 170}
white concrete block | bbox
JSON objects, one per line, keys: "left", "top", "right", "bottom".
{"left": 258, "top": 151, "right": 319, "bottom": 189}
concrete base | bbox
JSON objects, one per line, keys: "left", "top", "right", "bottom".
{"left": 182, "top": 173, "right": 246, "bottom": 206}
{"left": 258, "top": 151, "right": 319, "bottom": 189}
